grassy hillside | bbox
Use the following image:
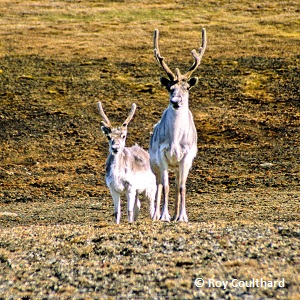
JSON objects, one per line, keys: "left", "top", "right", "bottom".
{"left": 0, "top": 0, "right": 299, "bottom": 299}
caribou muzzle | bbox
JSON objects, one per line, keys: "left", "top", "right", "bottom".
{"left": 111, "top": 141, "right": 121, "bottom": 154}
{"left": 170, "top": 98, "right": 183, "bottom": 109}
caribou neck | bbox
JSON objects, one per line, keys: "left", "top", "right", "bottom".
{"left": 106, "top": 150, "right": 126, "bottom": 175}
{"left": 167, "top": 102, "right": 193, "bottom": 147}
{"left": 168, "top": 103, "right": 190, "bottom": 117}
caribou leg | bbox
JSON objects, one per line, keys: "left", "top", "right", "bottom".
{"left": 152, "top": 167, "right": 163, "bottom": 221}
{"left": 110, "top": 189, "right": 121, "bottom": 224}
{"left": 160, "top": 169, "right": 170, "bottom": 222}
{"left": 176, "top": 158, "right": 192, "bottom": 222}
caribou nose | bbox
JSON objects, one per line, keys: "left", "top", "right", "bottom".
{"left": 111, "top": 145, "right": 119, "bottom": 154}
{"left": 111, "top": 141, "right": 119, "bottom": 154}
{"left": 170, "top": 98, "right": 182, "bottom": 109}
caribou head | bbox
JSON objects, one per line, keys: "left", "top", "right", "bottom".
{"left": 98, "top": 102, "right": 136, "bottom": 155}
{"left": 154, "top": 28, "right": 207, "bottom": 110}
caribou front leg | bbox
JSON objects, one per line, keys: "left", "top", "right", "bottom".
{"left": 126, "top": 189, "right": 136, "bottom": 223}
{"left": 172, "top": 170, "right": 181, "bottom": 221}
{"left": 177, "top": 180, "right": 188, "bottom": 222}
{"left": 176, "top": 158, "right": 192, "bottom": 222}
{"left": 110, "top": 188, "right": 121, "bottom": 224}
{"left": 152, "top": 183, "right": 162, "bottom": 220}
{"left": 160, "top": 169, "right": 170, "bottom": 221}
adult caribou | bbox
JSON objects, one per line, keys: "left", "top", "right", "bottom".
{"left": 150, "top": 28, "right": 207, "bottom": 222}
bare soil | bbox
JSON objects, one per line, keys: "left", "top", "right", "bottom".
{"left": 0, "top": 1, "right": 299, "bottom": 299}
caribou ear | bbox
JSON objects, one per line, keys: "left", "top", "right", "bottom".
{"left": 187, "top": 77, "right": 198, "bottom": 90}
{"left": 101, "top": 124, "right": 111, "bottom": 138}
{"left": 160, "top": 77, "right": 171, "bottom": 88}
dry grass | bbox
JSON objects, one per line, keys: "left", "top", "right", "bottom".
{"left": 0, "top": 0, "right": 299, "bottom": 299}
{"left": 0, "top": 221, "right": 299, "bottom": 298}
{"left": 1, "top": 0, "right": 299, "bottom": 61}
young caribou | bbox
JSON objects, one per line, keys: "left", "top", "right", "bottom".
{"left": 98, "top": 102, "right": 156, "bottom": 224}
{"left": 150, "top": 28, "right": 207, "bottom": 222}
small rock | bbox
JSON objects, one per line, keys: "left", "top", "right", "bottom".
{"left": 0, "top": 212, "right": 18, "bottom": 218}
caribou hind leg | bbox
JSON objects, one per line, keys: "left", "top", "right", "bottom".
{"left": 145, "top": 179, "right": 156, "bottom": 219}
{"left": 133, "top": 193, "right": 141, "bottom": 221}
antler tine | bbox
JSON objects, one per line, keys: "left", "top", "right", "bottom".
{"left": 184, "top": 28, "right": 207, "bottom": 79}
{"left": 123, "top": 103, "right": 137, "bottom": 127}
{"left": 154, "top": 29, "right": 176, "bottom": 81}
{"left": 97, "top": 101, "right": 111, "bottom": 127}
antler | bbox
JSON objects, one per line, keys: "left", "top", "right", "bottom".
{"left": 154, "top": 29, "right": 176, "bottom": 81}
{"left": 154, "top": 28, "right": 207, "bottom": 81}
{"left": 184, "top": 28, "right": 207, "bottom": 79}
{"left": 97, "top": 101, "right": 111, "bottom": 127}
{"left": 123, "top": 103, "right": 137, "bottom": 127}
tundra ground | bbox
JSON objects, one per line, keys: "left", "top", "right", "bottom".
{"left": 0, "top": 0, "right": 299, "bottom": 299}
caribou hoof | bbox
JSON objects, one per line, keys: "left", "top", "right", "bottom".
{"left": 160, "top": 212, "right": 170, "bottom": 222}
{"left": 177, "top": 213, "right": 188, "bottom": 222}
{"left": 152, "top": 212, "right": 161, "bottom": 221}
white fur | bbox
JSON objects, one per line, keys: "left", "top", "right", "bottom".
{"left": 150, "top": 98, "right": 197, "bottom": 222}
{"left": 150, "top": 28, "right": 206, "bottom": 222}
{"left": 105, "top": 146, "right": 156, "bottom": 224}
{"left": 98, "top": 102, "right": 157, "bottom": 224}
